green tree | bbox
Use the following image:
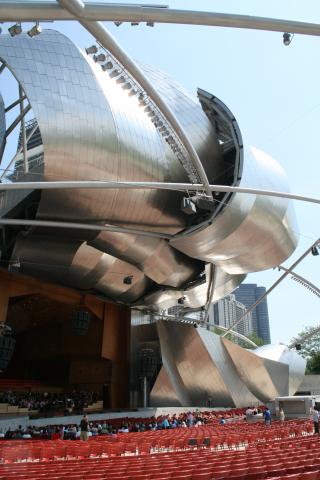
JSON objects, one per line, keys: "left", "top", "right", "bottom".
{"left": 246, "top": 332, "right": 264, "bottom": 348}
{"left": 306, "top": 353, "right": 320, "bottom": 374}
{"left": 290, "top": 326, "right": 320, "bottom": 359}
{"left": 209, "top": 325, "right": 264, "bottom": 349}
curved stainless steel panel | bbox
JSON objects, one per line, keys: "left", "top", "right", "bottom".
{"left": 253, "top": 344, "right": 306, "bottom": 395}
{"left": 171, "top": 146, "right": 298, "bottom": 274}
{"left": 150, "top": 366, "right": 183, "bottom": 407}
{"left": 156, "top": 320, "right": 235, "bottom": 407}
{"left": 89, "top": 231, "right": 199, "bottom": 288}
{"left": 221, "top": 337, "right": 289, "bottom": 403}
{"left": 140, "top": 64, "right": 225, "bottom": 184}
{"left": 0, "top": 30, "right": 298, "bottom": 311}
{"left": 12, "top": 234, "right": 149, "bottom": 302}
{"left": 147, "top": 321, "right": 305, "bottom": 407}
{"left": 136, "top": 265, "right": 246, "bottom": 311}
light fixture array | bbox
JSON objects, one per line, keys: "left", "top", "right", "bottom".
{"left": 85, "top": 43, "right": 200, "bottom": 184}
{"left": 8, "top": 22, "right": 42, "bottom": 38}
{"left": 114, "top": 21, "right": 154, "bottom": 27}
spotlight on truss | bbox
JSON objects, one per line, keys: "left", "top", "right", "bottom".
{"left": 8, "top": 23, "right": 22, "bottom": 37}
{"left": 101, "top": 61, "right": 113, "bottom": 71}
{"left": 27, "top": 22, "right": 42, "bottom": 37}
{"left": 109, "top": 69, "right": 121, "bottom": 78}
{"left": 93, "top": 53, "right": 106, "bottom": 63}
{"left": 283, "top": 32, "right": 293, "bottom": 46}
{"left": 85, "top": 45, "right": 98, "bottom": 55}
{"left": 128, "top": 89, "right": 138, "bottom": 97}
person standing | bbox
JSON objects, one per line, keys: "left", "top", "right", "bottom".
{"left": 279, "top": 408, "right": 285, "bottom": 422}
{"left": 312, "top": 407, "right": 319, "bottom": 434}
{"left": 80, "top": 414, "right": 89, "bottom": 441}
{"left": 263, "top": 407, "right": 272, "bottom": 426}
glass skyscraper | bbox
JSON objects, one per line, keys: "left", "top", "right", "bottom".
{"left": 233, "top": 283, "right": 271, "bottom": 344}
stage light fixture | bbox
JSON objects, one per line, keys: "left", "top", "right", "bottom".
{"left": 85, "top": 45, "right": 98, "bottom": 55}
{"left": 181, "top": 197, "right": 197, "bottom": 215}
{"left": 283, "top": 32, "right": 293, "bottom": 46}
{"left": 123, "top": 82, "right": 132, "bottom": 90}
{"left": 27, "top": 22, "right": 42, "bottom": 37}
{"left": 117, "top": 76, "right": 126, "bottom": 84}
{"left": 177, "top": 296, "right": 186, "bottom": 305}
{"left": 129, "top": 89, "right": 138, "bottom": 96}
{"left": 8, "top": 23, "right": 22, "bottom": 37}
{"left": 123, "top": 275, "right": 133, "bottom": 285}
{"left": 131, "top": 22, "right": 140, "bottom": 26}
{"left": 146, "top": 22, "right": 154, "bottom": 27}
{"left": 138, "top": 94, "right": 147, "bottom": 106}
{"left": 311, "top": 246, "right": 319, "bottom": 256}
{"left": 114, "top": 21, "right": 122, "bottom": 27}
{"left": 109, "top": 69, "right": 121, "bottom": 78}
{"left": 93, "top": 53, "right": 106, "bottom": 62}
{"left": 101, "top": 61, "right": 113, "bottom": 71}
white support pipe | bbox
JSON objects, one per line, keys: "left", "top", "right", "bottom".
{"left": 278, "top": 265, "right": 320, "bottom": 297}
{"left": 0, "top": 180, "right": 319, "bottom": 205}
{"left": 19, "top": 85, "right": 28, "bottom": 175}
{"left": 3, "top": 2, "right": 320, "bottom": 38}
{"left": 151, "top": 313, "right": 258, "bottom": 347}
{"left": 57, "top": 0, "right": 212, "bottom": 198}
{"left": 0, "top": 218, "right": 172, "bottom": 240}
{"left": 222, "top": 238, "right": 320, "bottom": 337}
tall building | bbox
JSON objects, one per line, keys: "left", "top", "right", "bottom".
{"left": 233, "top": 284, "right": 271, "bottom": 344}
{"left": 209, "top": 294, "right": 253, "bottom": 340}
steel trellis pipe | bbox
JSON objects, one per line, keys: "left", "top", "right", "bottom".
{"left": 3, "top": 2, "right": 320, "bottom": 38}
{"left": 222, "top": 238, "right": 320, "bottom": 337}
{"left": 0, "top": 180, "right": 319, "bottom": 205}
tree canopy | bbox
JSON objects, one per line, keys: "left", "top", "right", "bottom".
{"left": 290, "top": 325, "right": 320, "bottom": 359}
{"left": 290, "top": 326, "right": 320, "bottom": 374}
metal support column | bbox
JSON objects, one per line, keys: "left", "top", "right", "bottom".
{"left": 19, "top": 84, "right": 28, "bottom": 175}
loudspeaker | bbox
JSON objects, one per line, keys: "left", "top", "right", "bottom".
{"left": 102, "top": 384, "right": 111, "bottom": 409}
{"left": 139, "top": 348, "right": 157, "bottom": 378}
{"left": 0, "top": 336, "right": 16, "bottom": 370}
{"left": 71, "top": 310, "right": 91, "bottom": 336}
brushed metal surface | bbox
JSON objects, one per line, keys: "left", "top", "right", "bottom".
{"left": 145, "top": 321, "right": 306, "bottom": 407}
{"left": 221, "top": 337, "right": 289, "bottom": 403}
{"left": 0, "top": 30, "right": 298, "bottom": 311}
{"left": 89, "top": 231, "right": 199, "bottom": 288}
{"left": 150, "top": 367, "right": 182, "bottom": 407}
{"left": 135, "top": 265, "right": 246, "bottom": 311}
{"left": 253, "top": 343, "right": 306, "bottom": 395}
{"left": 171, "top": 146, "right": 299, "bottom": 274}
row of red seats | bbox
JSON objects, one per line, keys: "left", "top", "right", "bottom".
{"left": 0, "top": 435, "right": 320, "bottom": 479}
{"left": 0, "top": 420, "right": 313, "bottom": 463}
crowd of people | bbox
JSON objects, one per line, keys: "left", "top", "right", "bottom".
{"left": 0, "top": 390, "right": 100, "bottom": 415}
{"left": 0, "top": 411, "right": 221, "bottom": 441}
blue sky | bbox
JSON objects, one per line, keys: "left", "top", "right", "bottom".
{"left": 1, "top": 0, "right": 320, "bottom": 344}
